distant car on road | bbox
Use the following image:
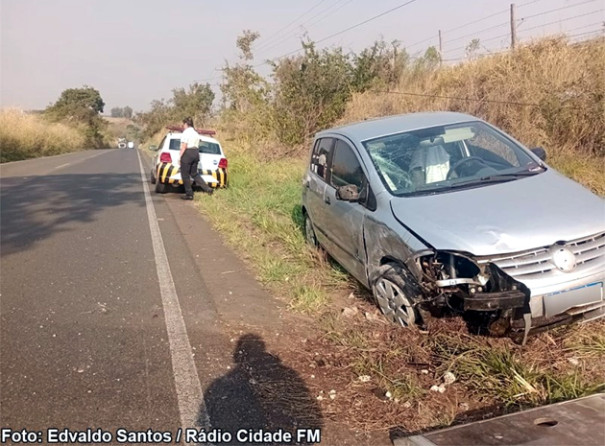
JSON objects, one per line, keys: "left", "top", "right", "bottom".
{"left": 150, "top": 127, "right": 228, "bottom": 194}
{"left": 301, "top": 111, "right": 605, "bottom": 342}
{"left": 127, "top": 141, "right": 134, "bottom": 149}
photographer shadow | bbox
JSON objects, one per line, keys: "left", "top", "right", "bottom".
{"left": 200, "top": 333, "right": 322, "bottom": 445}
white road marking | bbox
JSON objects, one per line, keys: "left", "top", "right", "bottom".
{"left": 54, "top": 163, "right": 71, "bottom": 169}
{"left": 136, "top": 150, "right": 211, "bottom": 433}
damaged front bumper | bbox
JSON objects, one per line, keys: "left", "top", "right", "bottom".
{"left": 417, "top": 249, "right": 604, "bottom": 342}
{"left": 462, "top": 290, "right": 527, "bottom": 311}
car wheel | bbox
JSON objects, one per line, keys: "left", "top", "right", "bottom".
{"left": 155, "top": 181, "right": 167, "bottom": 194}
{"left": 373, "top": 263, "right": 419, "bottom": 328}
{"left": 304, "top": 213, "right": 318, "bottom": 247}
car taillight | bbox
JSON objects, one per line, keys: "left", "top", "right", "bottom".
{"left": 160, "top": 152, "right": 172, "bottom": 163}
{"left": 218, "top": 158, "right": 228, "bottom": 169}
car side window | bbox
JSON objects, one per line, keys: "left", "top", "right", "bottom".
{"left": 310, "top": 138, "right": 334, "bottom": 183}
{"left": 330, "top": 140, "right": 364, "bottom": 189}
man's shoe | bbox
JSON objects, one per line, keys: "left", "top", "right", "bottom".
{"left": 181, "top": 195, "right": 194, "bottom": 200}
{"left": 204, "top": 188, "right": 214, "bottom": 195}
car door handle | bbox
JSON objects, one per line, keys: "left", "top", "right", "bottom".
{"left": 324, "top": 196, "right": 331, "bottom": 204}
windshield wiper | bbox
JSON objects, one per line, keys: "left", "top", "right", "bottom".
{"left": 450, "top": 169, "right": 541, "bottom": 189}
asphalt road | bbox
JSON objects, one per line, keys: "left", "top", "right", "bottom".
{"left": 0, "top": 149, "right": 306, "bottom": 445}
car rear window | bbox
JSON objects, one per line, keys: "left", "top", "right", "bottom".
{"left": 199, "top": 141, "right": 221, "bottom": 155}
{"left": 168, "top": 139, "right": 181, "bottom": 150}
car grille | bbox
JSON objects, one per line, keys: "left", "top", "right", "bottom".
{"left": 477, "top": 232, "right": 605, "bottom": 281}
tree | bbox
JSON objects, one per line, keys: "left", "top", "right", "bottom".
{"left": 271, "top": 42, "right": 353, "bottom": 145}
{"left": 172, "top": 83, "right": 214, "bottom": 123}
{"left": 220, "top": 30, "right": 271, "bottom": 114}
{"left": 46, "top": 86, "right": 105, "bottom": 121}
{"left": 465, "top": 39, "right": 481, "bottom": 60}
{"left": 45, "top": 86, "right": 106, "bottom": 147}
{"left": 219, "top": 30, "right": 273, "bottom": 140}
{"left": 352, "top": 39, "right": 409, "bottom": 92}
{"left": 123, "top": 106, "right": 133, "bottom": 119}
{"left": 111, "top": 107, "right": 124, "bottom": 118}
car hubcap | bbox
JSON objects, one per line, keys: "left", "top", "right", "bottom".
{"left": 374, "top": 278, "right": 416, "bottom": 327}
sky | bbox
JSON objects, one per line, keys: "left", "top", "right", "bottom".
{"left": 1, "top": 0, "right": 603, "bottom": 113}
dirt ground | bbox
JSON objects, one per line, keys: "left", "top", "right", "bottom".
{"left": 234, "top": 286, "right": 605, "bottom": 446}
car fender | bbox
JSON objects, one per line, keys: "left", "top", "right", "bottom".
{"left": 363, "top": 213, "right": 432, "bottom": 286}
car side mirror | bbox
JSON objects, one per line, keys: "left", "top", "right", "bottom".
{"left": 336, "top": 184, "right": 360, "bottom": 202}
{"left": 530, "top": 147, "right": 547, "bottom": 161}
{"left": 149, "top": 145, "right": 158, "bottom": 151}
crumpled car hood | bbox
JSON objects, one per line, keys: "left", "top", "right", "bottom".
{"left": 390, "top": 169, "right": 605, "bottom": 256}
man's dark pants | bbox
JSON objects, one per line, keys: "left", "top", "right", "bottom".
{"left": 181, "top": 148, "right": 212, "bottom": 197}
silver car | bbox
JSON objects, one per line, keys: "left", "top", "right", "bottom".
{"left": 302, "top": 112, "right": 604, "bottom": 342}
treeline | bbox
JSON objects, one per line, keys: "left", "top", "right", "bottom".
{"left": 1, "top": 86, "right": 110, "bottom": 162}
{"left": 138, "top": 32, "right": 603, "bottom": 169}
{"left": 110, "top": 106, "right": 133, "bottom": 118}
{"left": 136, "top": 83, "right": 215, "bottom": 139}
{"left": 139, "top": 31, "right": 439, "bottom": 146}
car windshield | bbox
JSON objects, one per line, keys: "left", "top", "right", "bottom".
{"left": 362, "top": 121, "right": 543, "bottom": 196}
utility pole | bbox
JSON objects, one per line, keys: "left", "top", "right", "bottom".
{"left": 438, "top": 30, "right": 443, "bottom": 65}
{"left": 510, "top": 3, "right": 517, "bottom": 50}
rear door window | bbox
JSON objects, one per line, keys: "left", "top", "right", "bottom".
{"left": 310, "top": 138, "right": 334, "bottom": 183}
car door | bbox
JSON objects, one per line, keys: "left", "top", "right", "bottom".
{"left": 322, "top": 138, "right": 372, "bottom": 284}
{"left": 305, "top": 137, "right": 334, "bottom": 249}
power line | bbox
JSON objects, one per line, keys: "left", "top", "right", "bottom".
{"left": 253, "top": 0, "right": 337, "bottom": 53}
{"left": 517, "top": 0, "right": 545, "bottom": 8}
{"left": 257, "top": 0, "right": 419, "bottom": 66}
{"left": 252, "top": 0, "right": 329, "bottom": 50}
{"left": 298, "top": 0, "right": 356, "bottom": 34}
{"left": 444, "top": 8, "right": 508, "bottom": 36}
{"left": 445, "top": 8, "right": 603, "bottom": 56}
{"left": 446, "top": 20, "right": 510, "bottom": 45}
{"left": 566, "top": 21, "right": 605, "bottom": 33}
{"left": 404, "top": 8, "right": 508, "bottom": 50}
{"left": 313, "top": 0, "right": 419, "bottom": 46}
{"left": 517, "top": 9, "right": 603, "bottom": 34}
{"left": 519, "top": 0, "right": 599, "bottom": 23}
{"left": 404, "top": 0, "right": 557, "bottom": 53}
{"left": 255, "top": 0, "right": 355, "bottom": 57}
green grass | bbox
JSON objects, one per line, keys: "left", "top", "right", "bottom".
{"left": 199, "top": 148, "right": 351, "bottom": 312}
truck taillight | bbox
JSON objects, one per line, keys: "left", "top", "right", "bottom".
{"left": 160, "top": 152, "right": 172, "bottom": 163}
{"left": 218, "top": 158, "right": 228, "bottom": 169}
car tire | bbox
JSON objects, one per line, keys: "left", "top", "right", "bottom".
{"left": 304, "top": 213, "right": 318, "bottom": 247}
{"left": 373, "top": 263, "right": 420, "bottom": 328}
{"left": 150, "top": 169, "right": 156, "bottom": 184}
{"left": 155, "top": 181, "right": 167, "bottom": 194}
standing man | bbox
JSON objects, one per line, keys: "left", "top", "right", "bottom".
{"left": 179, "top": 117, "right": 214, "bottom": 200}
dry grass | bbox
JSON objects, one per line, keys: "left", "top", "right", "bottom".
{"left": 0, "top": 108, "right": 86, "bottom": 162}
{"left": 341, "top": 37, "right": 605, "bottom": 194}
{"left": 287, "top": 307, "right": 605, "bottom": 433}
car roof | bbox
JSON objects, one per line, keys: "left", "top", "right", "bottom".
{"left": 166, "top": 131, "right": 221, "bottom": 145}
{"left": 315, "top": 111, "right": 481, "bottom": 142}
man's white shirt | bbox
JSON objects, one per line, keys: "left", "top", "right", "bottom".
{"left": 181, "top": 127, "right": 200, "bottom": 149}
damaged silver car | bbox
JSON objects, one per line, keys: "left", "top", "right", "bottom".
{"left": 302, "top": 112, "right": 604, "bottom": 343}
